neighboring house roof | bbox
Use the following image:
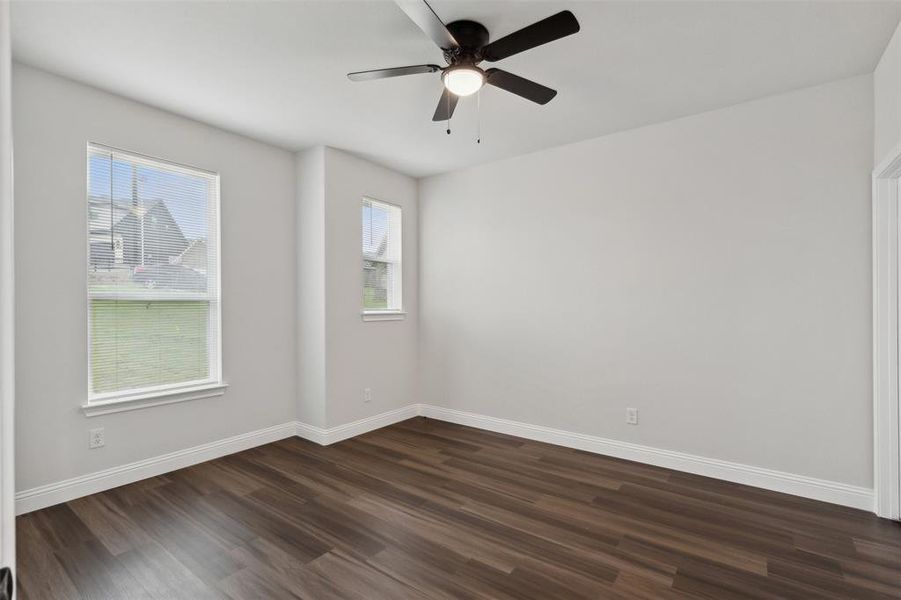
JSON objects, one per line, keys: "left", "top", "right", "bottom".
{"left": 89, "top": 196, "right": 191, "bottom": 267}
{"left": 88, "top": 196, "right": 132, "bottom": 236}
{"left": 174, "top": 239, "right": 208, "bottom": 272}
{"left": 88, "top": 197, "right": 209, "bottom": 292}
{"left": 363, "top": 234, "right": 389, "bottom": 262}
{"left": 89, "top": 197, "right": 172, "bottom": 234}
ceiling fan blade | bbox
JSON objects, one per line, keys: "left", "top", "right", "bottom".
{"left": 395, "top": 0, "right": 459, "bottom": 50}
{"left": 485, "top": 69, "right": 557, "bottom": 105}
{"left": 432, "top": 88, "right": 459, "bottom": 121}
{"left": 347, "top": 64, "right": 441, "bottom": 82}
{"left": 481, "top": 11, "right": 580, "bottom": 62}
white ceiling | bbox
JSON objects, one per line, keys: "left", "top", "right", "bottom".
{"left": 11, "top": 1, "right": 901, "bottom": 177}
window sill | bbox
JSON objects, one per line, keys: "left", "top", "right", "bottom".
{"left": 81, "top": 382, "right": 228, "bottom": 417}
{"left": 362, "top": 311, "right": 407, "bottom": 322}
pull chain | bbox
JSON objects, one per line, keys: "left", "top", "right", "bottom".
{"left": 476, "top": 89, "right": 481, "bottom": 144}
{"left": 446, "top": 91, "right": 451, "bottom": 135}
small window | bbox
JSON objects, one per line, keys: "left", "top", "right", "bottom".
{"left": 87, "top": 144, "right": 221, "bottom": 401}
{"left": 362, "top": 198, "right": 402, "bottom": 313}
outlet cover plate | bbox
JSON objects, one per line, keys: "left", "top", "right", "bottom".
{"left": 89, "top": 427, "right": 105, "bottom": 449}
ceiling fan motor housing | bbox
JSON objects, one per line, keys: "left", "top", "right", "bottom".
{"left": 444, "top": 20, "right": 490, "bottom": 64}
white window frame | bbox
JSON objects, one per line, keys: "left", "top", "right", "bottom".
{"left": 362, "top": 197, "right": 405, "bottom": 321}
{"left": 81, "top": 143, "right": 225, "bottom": 416}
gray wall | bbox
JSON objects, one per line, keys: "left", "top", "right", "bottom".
{"left": 11, "top": 61, "right": 876, "bottom": 497}
{"left": 296, "top": 147, "right": 327, "bottom": 428}
{"left": 296, "top": 147, "right": 420, "bottom": 428}
{"left": 876, "top": 21, "right": 901, "bottom": 167}
{"left": 323, "top": 148, "right": 419, "bottom": 427}
{"left": 13, "top": 64, "right": 298, "bottom": 491}
{"left": 419, "top": 75, "right": 874, "bottom": 487}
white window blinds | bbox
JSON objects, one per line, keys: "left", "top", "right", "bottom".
{"left": 87, "top": 144, "right": 221, "bottom": 399}
{"left": 362, "top": 198, "right": 402, "bottom": 312}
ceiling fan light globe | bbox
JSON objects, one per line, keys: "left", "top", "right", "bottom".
{"left": 442, "top": 67, "right": 484, "bottom": 97}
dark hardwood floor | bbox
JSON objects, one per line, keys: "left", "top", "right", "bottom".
{"left": 16, "top": 417, "right": 901, "bottom": 599}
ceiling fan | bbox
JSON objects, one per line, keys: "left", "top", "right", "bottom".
{"left": 347, "top": 0, "right": 580, "bottom": 123}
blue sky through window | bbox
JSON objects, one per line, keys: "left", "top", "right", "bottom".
{"left": 362, "top": 202, "right": 389, "bottom": 256}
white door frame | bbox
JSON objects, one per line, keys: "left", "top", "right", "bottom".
{"left": 0, "top": 0, "right": 15, "bottom": 582}
{"left": 873, "top": 145, "right": 901, "bottom": 520}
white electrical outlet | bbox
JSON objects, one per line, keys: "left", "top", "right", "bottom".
{"left": 89, "top": 427, "right": 105, "bottom": 449}
{"left": 626, "top": 408, "right": 638, "bottom": 425}
{"left": 364, "top": 388, "right": 372, "bottom": 403}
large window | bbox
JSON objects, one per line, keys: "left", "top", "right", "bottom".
{"left": 362, "top": 197, "right": 402, "bottom": 314}
{"left": 87, "top": 144, "right": 221, "bottom": 402}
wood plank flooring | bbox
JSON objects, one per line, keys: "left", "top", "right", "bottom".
{"left": 16, "top": 417, "right": 901, "bottom": 599}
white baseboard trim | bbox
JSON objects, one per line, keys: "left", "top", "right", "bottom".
{"left": 294, "top": 404, "right": 420, "bottom": 446}
{"left": 15, "top": 421, "right": 297, "bottom": 515}
{"left": 14, "top": 405, "right": 420, "bottom": 515}
{"left": 15, "top": 404, "right": 876, "bottom": 515}
{"left": 294, "top": 421, "right": 328, "bottom": 445}
{"left": 417, "top": 404, "right": 875, "bottom": 512}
